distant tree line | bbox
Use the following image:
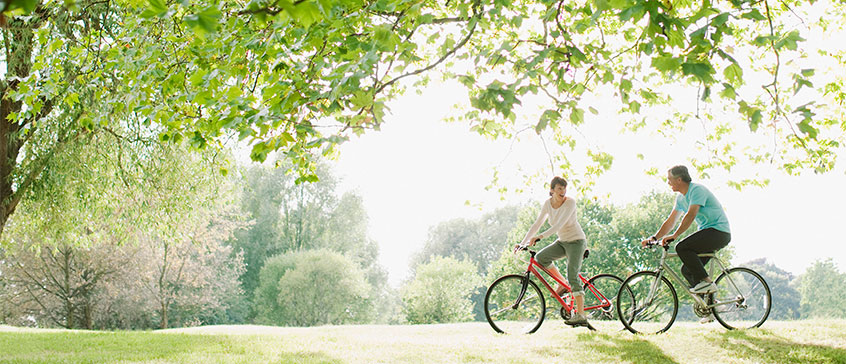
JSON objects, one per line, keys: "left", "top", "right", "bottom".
{"left": 405, "top": 193, "right": 846, "bottom": 323}
{"left": 2, "top": 143, "right": 843, "bottom": 328}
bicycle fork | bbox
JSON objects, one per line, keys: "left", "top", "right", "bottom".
{"left": 511, "top": 271, "right": 532, "bottom": 309}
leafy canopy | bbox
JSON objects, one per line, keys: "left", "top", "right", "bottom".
{"left": 5, "top": 0, "right": 845, "bottom": 188}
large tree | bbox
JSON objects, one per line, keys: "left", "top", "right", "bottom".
{"left": 231, "top": 159, "right": 385, "bottom": 300}
{"left": 410, "top": 205, "right": 520, "bottom": 275}
{"left": 2, "top": 0, "right": 844, "bottom": 240}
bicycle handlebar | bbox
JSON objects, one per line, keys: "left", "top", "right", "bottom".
{"left": 645, "top": 239, "right": 672, "bottom": 250}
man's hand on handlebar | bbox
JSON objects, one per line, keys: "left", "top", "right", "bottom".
{"left": 661, "top": 236, "right": 676, "bottom": 246}
{"left": 641, "top": 236, "right": 675, "bottom": 248}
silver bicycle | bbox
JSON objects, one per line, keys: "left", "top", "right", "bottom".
{"left": 616, "top": 240, "right": 771, "bottom": 334}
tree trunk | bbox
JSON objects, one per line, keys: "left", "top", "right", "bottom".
{"left": 160, "top": 301, "right": 168, "bottom": 329}
{"left": 0, "top": 16, "right": 36, "bottom": 238}
{"left": 63, "top": 248, "right": 74, "bottom": 329}
{"left": 83, "top": 299, "right": 93, "bottom": 330}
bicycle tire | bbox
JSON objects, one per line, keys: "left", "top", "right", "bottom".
{"left": 617, "top": 271, "right": 678, "bottom": 334}
{"left": 584, "top": 274, "right": 626, "bottom": 323}
{"left": 484, "top": 274, "right": 546, "bottom": 334}
{"left": 712, "top": 267, "right": 771, "bottom": 330}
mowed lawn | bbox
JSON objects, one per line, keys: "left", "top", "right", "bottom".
{"left": 1, "top": 320, "right": 845, "bottom": 364}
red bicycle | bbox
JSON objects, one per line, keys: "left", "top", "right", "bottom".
{"left": 483, "top": 244, "right": 627, "bottom": 334}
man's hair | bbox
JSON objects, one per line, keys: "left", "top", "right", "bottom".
{"left": 549, "top": 176, "right": 568, "bottom": 196}
{"left": 668, "top": 165, "right": 692, "bottom": 183}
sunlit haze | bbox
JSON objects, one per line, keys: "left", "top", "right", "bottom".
{"left": 331, "top": 81, "right": 846, "bottom": 287}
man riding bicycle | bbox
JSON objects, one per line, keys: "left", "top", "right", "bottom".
{"left": 641, "top": 165, "right": 731, "bottom": 322}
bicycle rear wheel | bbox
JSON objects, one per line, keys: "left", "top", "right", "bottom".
{"left": 617, "top": 271, "right": 678, "bottom": 334}
{"left": 584, "top": 274, "right": 626, "bottom": 323}
{"left": 484, "top": 274, "right": 546, "bottom": 334}
{"left": 712, "top": 267, "right": 771, "bottom": 330}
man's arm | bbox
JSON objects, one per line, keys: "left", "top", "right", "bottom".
{"left": 642, "top": 208, "right": 681, "bottom": 246}
{"left": 662, "top": 204, "right": 700, "bottom": 245}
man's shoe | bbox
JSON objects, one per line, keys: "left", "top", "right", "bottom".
{"left": 690, "top": 281, "right": 717, "bottom": 294}
{"left": 699, "top": 315, "right": 714, "bottom": 324}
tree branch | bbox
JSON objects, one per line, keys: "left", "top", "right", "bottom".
{"left": 373, "top": 0, "right": 483, "bottom": 96}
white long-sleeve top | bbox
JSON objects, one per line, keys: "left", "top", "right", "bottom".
{"left": 521, "top": 197, "right": 586, "bottom": 245}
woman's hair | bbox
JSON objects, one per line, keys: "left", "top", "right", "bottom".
{"left": 668, "top": 165, "right": 692, "bottom": 183}
{"left": 549, "top": 176, "right": 568, "bottom": 196}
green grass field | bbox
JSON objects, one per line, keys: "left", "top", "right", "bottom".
{"left": 1, "top": 320, "right": 845, "bottom": 363}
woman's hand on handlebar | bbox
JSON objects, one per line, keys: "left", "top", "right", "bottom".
{"left": 514, "top": 237, "right": 541, "bottom": 252}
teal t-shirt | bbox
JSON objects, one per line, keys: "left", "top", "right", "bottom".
{"left": 674, "top": 183, "right": 731, "bottom": 233}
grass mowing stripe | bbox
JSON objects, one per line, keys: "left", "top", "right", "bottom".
{"left": 0, "top": 320, "right": 844, "bottom": 363}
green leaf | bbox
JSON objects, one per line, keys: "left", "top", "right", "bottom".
{"left": 4, "top": 0, "right": 38, "bottom": 13}
{"left": 373, "top": 25, "right": 400, "bottom": 51}
{"left": 651, "top": 56, "right": 681, "bottom": 73}
{"left": 566, "top": 45, "right": 587, "bottom": 64}
{"left": 185, "top": 6, "right": 221, "bottom": 34}
{"left": 295, "top": 174, "right": 320, "bottom": 184}
{"left": 349, "top": 91, "right": 371, "bottom": 109}
{"left": 570, "top": 108, "right": 584, "bottom": 125}
{"left": 619, "top": 3, "right": 644, "bottom": 22}
{"left": 741, "top": 9, "right": 766, "bottom": 21}
{"left": 189, "top": 69, "right": 207, "bottom": 87}
{"left": 64, "top": 92, "right": 80, "bottom": 107}
{"left": 723, "top": 63, "right": 743, "bottom": 86}
{"left": 619, "top": 78, "right": 632, "bottom": 92}
{"left": 666, "top": 29, "right": 686, "bottom": 48}
{"left": 753, "top": 35, "right": 776, "bottom": 46}
{"left": 628, "top": 100, "right": 641, "bottom": 113}
{"left": 250, "top": 142, "right": 270, "bottom": 162}
{"left": 775, "top": 30, "right": 804, "bottom": 51}
{"left": 681, "top": 62, "right": 715, "bottom": 84}
{"left": 719, "top": 83, "right": 736, "bottom": 100}
{"left": 749, "top": 109, "right": 762, "bottom": 132}
{"left": 711, "top": 13, "right": 730, "bottom": 27}
{"left": 797, "top": 120, "right": 818, "bottom": 139}
{"left": 143, "top": 0, "right": 168, "bottom": 18}
{"left": 537, "top": 109, "right": 560, "bottom": 133}
{"left": 794, "top": 78, "right": 813, "bottom": 95}
{"left": 289, "top": 1, "right": 323, "bottom": 28}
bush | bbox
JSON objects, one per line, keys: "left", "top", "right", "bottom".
{"left": 254, "top": 249, "right": 373, "bottom": 326}
{"left": 401, "top": 256, "right": 482, "bottom": 324}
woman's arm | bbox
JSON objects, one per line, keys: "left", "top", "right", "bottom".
{"left": 521, "top": 203, "right": 549, "bottom": 245}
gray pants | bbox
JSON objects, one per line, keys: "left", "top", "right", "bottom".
{"left": 536, "top": 239, "right": 587, "bottom": 296}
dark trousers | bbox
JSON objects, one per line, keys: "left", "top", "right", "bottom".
{"left": 676, "top": 228, "right": 731, "bottom": 286}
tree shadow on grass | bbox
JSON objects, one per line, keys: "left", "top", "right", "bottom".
{"left": 0, "top": 332, "right": 343, "bottom": 364}
{"left": 576, "top": 333, "right": 679, "bottom": 364}
{"left": 707, "top": 329, "right": 846, "bottom": 364}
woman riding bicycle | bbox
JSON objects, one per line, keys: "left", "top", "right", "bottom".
{"left": 641, "top": 165, "right": 731, "bottom": 298}
{"left": 519, "top": 176, "right": 589, "bottom": 326}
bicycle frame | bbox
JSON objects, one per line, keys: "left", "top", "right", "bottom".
{"left": 520, "top": 251, "right": 612, "bottom": 313}
{"left": 647, "top": 246, "right": 747, "bottom": 309}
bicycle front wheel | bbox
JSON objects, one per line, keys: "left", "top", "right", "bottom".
{"left": 484, "top": 274, "right": 546, "bottom": 334}
{"left": 712, "top": 267, "right": 771, "bottom": 330}
{"left": 584, "top": 274, "right": 625, "bottom": 323}
{"left": 617, "top": 271, "right": 678, "bottom": 334}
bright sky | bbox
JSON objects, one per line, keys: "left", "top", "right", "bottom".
{"left": 331, "top": 80, "right": 846, "bottom": 288}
